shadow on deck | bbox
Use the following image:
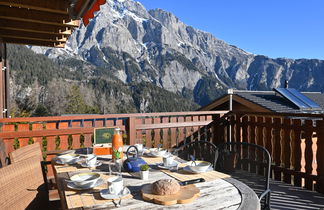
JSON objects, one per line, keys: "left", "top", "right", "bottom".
{"left": 232, "top": 172, "right": 324, "bottom": 210}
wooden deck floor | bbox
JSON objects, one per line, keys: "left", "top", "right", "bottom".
{"left": 232, "top": 172, "right": 324, "bottom": 210}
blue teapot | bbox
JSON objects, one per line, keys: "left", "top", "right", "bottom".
{"left": 123, "top": 146, "right": 147, "bottom": 172}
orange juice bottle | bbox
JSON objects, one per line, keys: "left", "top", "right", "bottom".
{"left": 112, "top": 127, "right": 123, "bottom": 159}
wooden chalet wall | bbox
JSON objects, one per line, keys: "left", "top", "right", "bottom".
{"left": 0, "top": 39, "right": 8, "bottom": 118}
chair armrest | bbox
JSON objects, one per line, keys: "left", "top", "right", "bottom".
{"left": 258, "top": 189, "right": 271, "bottom": 200}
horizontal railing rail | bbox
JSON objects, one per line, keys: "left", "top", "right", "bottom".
{"left": 0, "top": 111, "right": 228, "bottom": 174}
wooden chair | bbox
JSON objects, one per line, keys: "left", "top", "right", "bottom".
{"left": 0, "top": 156, "right": 49, "bottom": 210}
{"left": 172, "top": 140, "right": 219, "bottom": 169}
{"left": 216, "top": 142, "right": 271, "bottom": 210}
{"left": 9, "top": 142, "right": 60, "bottom": 201}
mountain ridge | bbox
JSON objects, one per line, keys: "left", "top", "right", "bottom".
{"left": 9, "top": 0, "right": 324, "bottom": 116}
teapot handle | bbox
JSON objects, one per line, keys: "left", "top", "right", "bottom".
{"left": 126, "top": 145, "right": 139, "bottom": 159}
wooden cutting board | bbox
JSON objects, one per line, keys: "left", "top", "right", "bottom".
{"left": 141, "top": 184, "right": 200, "bottom": 206}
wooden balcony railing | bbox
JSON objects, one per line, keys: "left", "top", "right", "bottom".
{"left": 227, "top": 112, "right": 324, "bottom": 194}
{"left": 1, "top": 110, "right": 324, "bottom": 195}
{"left": 0, "top": 111, "right": 228, "bottom": 168}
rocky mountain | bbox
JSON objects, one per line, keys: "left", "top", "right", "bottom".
{"left": 9, "top": 0, "right": 324, "bottom": 116}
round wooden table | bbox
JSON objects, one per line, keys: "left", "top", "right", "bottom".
{"left": 52, "top": 153, "right": 260, "bottom": 210}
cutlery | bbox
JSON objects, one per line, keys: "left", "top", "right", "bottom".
{"left": 179, "top": 178, "right": 205, "bottom": 186}
{"left": 190, "top": 155, "right": 197, "bottom": 166}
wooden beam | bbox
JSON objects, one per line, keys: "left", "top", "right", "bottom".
{"left": 2, "top": 37, "right": 65, "bottom": 48}
{"left": 0, "top": 26, "right": 71, "bottom": 36}
{"left": 0, "top": 0, "right": 68, "bottom": 15}
{"left": 1, "top": 35, "right": 65, "bottom": 44}
{"left": 0, "top": 19, "right": 71, "bottom": 34}
{"left": 0, "top": 5, "right": 71, "bottom": 25}
{"left": 0, "top": 16, "right": 79, "bottom": 27}
{"left": 0, "top": 29, "right": 67, "bottom": 41}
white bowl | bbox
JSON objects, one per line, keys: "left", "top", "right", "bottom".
{"left": 186, "top": 161, "right": 211, "bottom": 172}
{"left": 57, "top": 154, "right": 78, "bottom": 163}
{"left": 70, "top": 172, "right": 100, "bottom": 187}
{"left": 150, "top": 148, "right": 166, "bottom": 157}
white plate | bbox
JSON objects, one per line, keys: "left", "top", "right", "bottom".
{"left": 182, "top": 165, "right": 213, "bottom": 174}
{"left": 100, "top": 187, "right": 131, "bottom": 200}
{"left": 156, "top": 162, "right": 179, "bottom": 169}
{"left": 67, "top": 178, "right": 104, "bottom": 190}
{"left": 55, "top": 157, "right": 79, "bottom": 165}
{"left": 80, "top": 161, "right": 102, "bottom": 168}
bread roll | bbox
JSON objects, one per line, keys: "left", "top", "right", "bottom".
{"left": 152, "top": 179, "right": 180, "bottom": 195}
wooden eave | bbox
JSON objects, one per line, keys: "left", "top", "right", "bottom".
{"left": 199, "top": 94, "right": 270, "bottom": 112}
{"left": 0, "top": 0, "right": 84, "bottom": 48}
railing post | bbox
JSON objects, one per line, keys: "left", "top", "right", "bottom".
{"left": 211, "top": 114, "right": 221, "bottom": 145}
{"left": 0, "top": 138, "right": 8, "bottom": 167}
{"left": 126, "top": 117, "right": 136, "bottom": 145}
{"left": 316, "top": 120, "right": 324, "bottom": 193}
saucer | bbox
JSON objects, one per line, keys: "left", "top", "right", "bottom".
{"left": 100, "top": 187, "right": 131, "bottom": 200}
{"left": 182, "top": 165, "right": 213, "bottom": 174}
{"left": 67, "top": 178, "right": 104, "bottom": 190}
{"left": 80, "top": 161, "right": 102, "bottom": 168}
{"left": 156, "top": 162, "right": 179, "bottom": 169}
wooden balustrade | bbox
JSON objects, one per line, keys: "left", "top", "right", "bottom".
{"left": 0, "top": 111, "right": 227, "bottom": 167}
{"left": 228, "top": 111, "right": 324, "bottom": 194}
{"left": 2, "top": 110, "right": 324, "bottom": 194}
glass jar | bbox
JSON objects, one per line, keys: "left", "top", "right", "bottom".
{"left": 112, "top": 127, "right": 124, "bottom": 159}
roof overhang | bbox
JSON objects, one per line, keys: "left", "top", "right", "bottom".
{"left": 199, "top": 94, "right": 270, "bottom": 112}
{"left": 0, "top": 0, "right": 105, "bottom": 48}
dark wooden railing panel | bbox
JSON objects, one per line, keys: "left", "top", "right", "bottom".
{"left": 229, "top": 111, "right": 324, "bottom": 194}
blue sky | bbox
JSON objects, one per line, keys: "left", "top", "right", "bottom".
{"left": 137, "top": 0, "right": 324, "bottom": 60}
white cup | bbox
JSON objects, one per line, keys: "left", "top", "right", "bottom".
{"left": 135, "top": 144, "right": 143, "bottom": 153}
{"left": 86, "top": 154, "right": 97, "bottom": 166}
{"left": 163, "top": 155, "right": 174, "bottom": 166}
{"left": 107, "top": 176, "right": 124, "bottom": 195}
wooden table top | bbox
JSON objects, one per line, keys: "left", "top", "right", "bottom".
{"left": 52, "top": 155, "right": 260, "bottom": 210}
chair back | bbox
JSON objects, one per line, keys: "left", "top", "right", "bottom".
{"left": 216, "top": 141, "right": 271, "bottom": 209}
{"left": 9, "top": 142, "right": 43, "bottom": 163}
{"left": 173, "top": 140, "right": 218, "bottom": 169}
{"left": 0, "top": 156, "right": 48, "bottom": 210}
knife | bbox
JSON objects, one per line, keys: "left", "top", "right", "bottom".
{"left": 179, "top": 178, "right": 205, "bottom": 186}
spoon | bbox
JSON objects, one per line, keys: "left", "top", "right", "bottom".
{"left": 190, "top": 155, "right": 197, "bottom": 166}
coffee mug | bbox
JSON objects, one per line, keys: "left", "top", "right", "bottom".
{"left": 163, "top": 155, "right": 174, "bottom": 166}
{"left": 86, "top": 154, "right": 97, "bottom": 166}
{"left": 107, "top": 176, "right": 123, "bottom": 195}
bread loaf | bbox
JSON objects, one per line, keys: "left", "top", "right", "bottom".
{"left": 152, "top": 179, "right": 180, "bottom": 195}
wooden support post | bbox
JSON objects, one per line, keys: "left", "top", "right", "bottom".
{"left": 304, "top": 120, "right": 314, "bottom": 190}
{"left": 126, "top": 117, "right": 136, "bottom": 145}
{"left": 273, "top": 117, "right": 282, "bottom": 181}
{"left": 283, "top": 118, "right": 292, "bottom": 184}
{"left": 316, "top": 120, "right": 324, "bottom": 193}
{"left": 293, "top": 119, "right": 302, "bottom": 187}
